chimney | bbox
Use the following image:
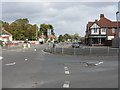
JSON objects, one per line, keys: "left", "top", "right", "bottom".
{"left": 95, "top": 19, "right": 98, "bottom": 22}
{"left": 100, "top": 14, "right": 104, "bottom": 18}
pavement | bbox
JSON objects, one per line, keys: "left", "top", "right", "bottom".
{"left": 2, "top": 44, "right": 118, "bottom": 88}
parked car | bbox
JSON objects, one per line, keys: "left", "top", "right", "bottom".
{"left": 72, "top": 42, "right": 81, "bottom": 48}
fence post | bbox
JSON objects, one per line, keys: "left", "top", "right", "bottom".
{"left": 50, "top": 47, "right": 51, "bottom": 53}
{"left": 117, "top": 48, "right": 119, "bottom": 54}
{"left": 54, "top": 47, "right": 56, "bottom": 53}
{"left": 74, "top": 47, "right": 76, "bottom": 55}
{"left": 89, "top": 47, "right": 92, "bottom": 56}
{"left": 62, "top": 47, "right": 64, "bottom": 54}
{"left": 107, "top": 47, "right": 109, "bottom": 56}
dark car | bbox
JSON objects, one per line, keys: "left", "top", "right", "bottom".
{"left": 53, "top": 41, "right": 59, "bottom": 48}
{"left": 72, "top": 42, "right": 81, "bottom": 48}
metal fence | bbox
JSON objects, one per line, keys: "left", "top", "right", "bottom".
{"left": 45, "top": 47, "right": 119, "bottom": 56}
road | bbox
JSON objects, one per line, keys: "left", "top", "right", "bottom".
{"left": 2, "top": 44, "right": 118, "bottom": 88}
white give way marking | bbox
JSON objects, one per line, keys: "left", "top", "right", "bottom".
{"left": 0, "top": 56, "right": 3, "bottom": 60}
{"left": 95, "top": 61, "right": 104, "bottom": 66}
{"left": 34, "top": 48, "right": 36, "bottom": 51}
{"left": 5, "top": 62, "right": 16, "bottom": 66}
{"left": 25, "top": 59, "right": 28, "bottom": 61}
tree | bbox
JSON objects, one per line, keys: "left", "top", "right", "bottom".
{"left": 13, "top": 18, "right": 29, "bottom": 24}
{"left": 1, "top": 19, "right": 55, "bottom": 41}
{"left": 63, "top": 33, "right": 71, "bottom": 41}
{"left": 40, "top": 24, "right": 55, "bottom": 37}
{"left": 49, "top": 24, "right": 55, "bottom": 35}
{"left": 1, "top": 18, "right": 37, "bottom": 40}
{"left": 72, "top": 33, "right": 80, "bottom": 41}
{"left": 40, "top": 24, "right": 48, "bottom": 36}
{"left": 58, "top": 35, "right": 64, "bottom": 42}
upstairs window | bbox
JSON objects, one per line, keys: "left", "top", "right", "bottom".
{"left": 94, "top": 28, "right": 97, "bottom": 33}
{"left": 112, "top": 28, "right": 115, "bottom": 33}
{"left": 102, "top": 28, "right": 106, "bottom": 32}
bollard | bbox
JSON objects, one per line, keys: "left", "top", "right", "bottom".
{"left": 89, "top": 47, "right": 92, "bottom": 56}
{"left": 107, "top": 47, "right": 109, "bottom": 56}
{"left": 28, "top": 43, "right": 31, "bottom": 48}
{"left": 54, "top": 47, "right": 56, "bottom": 53}
{"left": 62, "top": 47, "right": 64, "bottom": 54}
{"left": 23, "top": 44, "right": 26, "bottom": 48}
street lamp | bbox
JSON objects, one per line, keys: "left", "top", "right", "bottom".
{"left": 116, "top": 11, "right": 120, "bottom": 48}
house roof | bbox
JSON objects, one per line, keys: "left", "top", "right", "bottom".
{"left": 39, "top": 35, "right": 46, "bottom": 38}
{"left": 2, "top": 27, "right": 12, "bottom": 36}
{"left": 48, "top": 35, "right": 56, "bottom": 39}
{"left": 87, "top": 14, "right": 120, "bottom": 28}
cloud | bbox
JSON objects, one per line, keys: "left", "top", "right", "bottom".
{"left": 1, "top": 2, "right": 118, "bottom": 36}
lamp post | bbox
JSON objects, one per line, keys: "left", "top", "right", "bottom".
{"left": 116, "top": 11, "right": 119, "bottom": 48}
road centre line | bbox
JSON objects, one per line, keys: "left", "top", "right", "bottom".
{"left": 65, "top": 70, "right": 70, "bottom": 75}
{"left": 63, "top": 81, "right": 70, "bottom": 88}
{"left": 64, "top": 66, "right": 68, "bottom": 71}
{"left": 25, "top": 59, "right": 28, "bottom": 61}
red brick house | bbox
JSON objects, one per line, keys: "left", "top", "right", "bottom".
{"left": 85, "top": 14, "right": 120, "bottom": 46}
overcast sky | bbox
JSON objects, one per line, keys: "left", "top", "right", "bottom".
{"left": 1, "top": 2, "right": 118, "bottom": 36}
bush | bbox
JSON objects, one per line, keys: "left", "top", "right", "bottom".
{"left": 0, "top": 40, "right": 3, "bottom": 47}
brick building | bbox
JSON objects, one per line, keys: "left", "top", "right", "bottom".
{"left": 85, "top": 14, "right": 120, "bottom": 46}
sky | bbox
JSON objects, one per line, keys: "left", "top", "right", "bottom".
{"left": 1, "top": 1, "right": 119, "bottom": 37}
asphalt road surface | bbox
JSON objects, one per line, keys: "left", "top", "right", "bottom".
{"left": 2, "top": 44, "right": 118, "bottom": 88}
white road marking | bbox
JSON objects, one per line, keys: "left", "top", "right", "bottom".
{"left": 0, "top": 56, "right": 3, "bottom": 60}
{"left": 64, "top": 66, "right": 68, "bottom": 71}
{"left": 65, "top": 70, "right": 70, "bottom": 75}
{"left": 63, "top": 81, "right": 70, "bottom": 88}
{"left": 95, "top": 61, "right": 104, "bottom": 66}
{"left": 25, "top": 59, "right": 28, "bottom": 61}
{"left": 5, "top": 62, "right": 16, "bottom": 66}
{"left": 34, "top": 49, "right": 36, "bottom": 51}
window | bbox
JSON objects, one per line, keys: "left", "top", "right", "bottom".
{"left": 112, "top": 28, "right": 115, "bottom": 33}
{"left": 102, "top": 28, "right": 106, "bottom": 32}
{"left": 94, "top": 28, "right": 97, "bottom": 33}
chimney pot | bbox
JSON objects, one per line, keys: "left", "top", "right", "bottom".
{"left": 100, "top": 14, "right": 104, "bottom": 18}
{"left": 95, "top": 19, "right": 98, "bottom": 22}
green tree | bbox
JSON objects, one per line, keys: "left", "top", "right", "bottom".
{"left": 58, "top": 35, "right": 64, "bottom": 42}
{"left": 40, "top": 24, "right": 55, "bottom": 37}
{"left": 13, "top": 18, "right": 29, "bottom": 24}
{"left": 63, "top": 33, "right": 71, "bottom": 41}
{"left": 1, "top": 18, "right": 37, "bottom": 40}
{"left": 72, "top": 33, "right": 80, "bottom": 41}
